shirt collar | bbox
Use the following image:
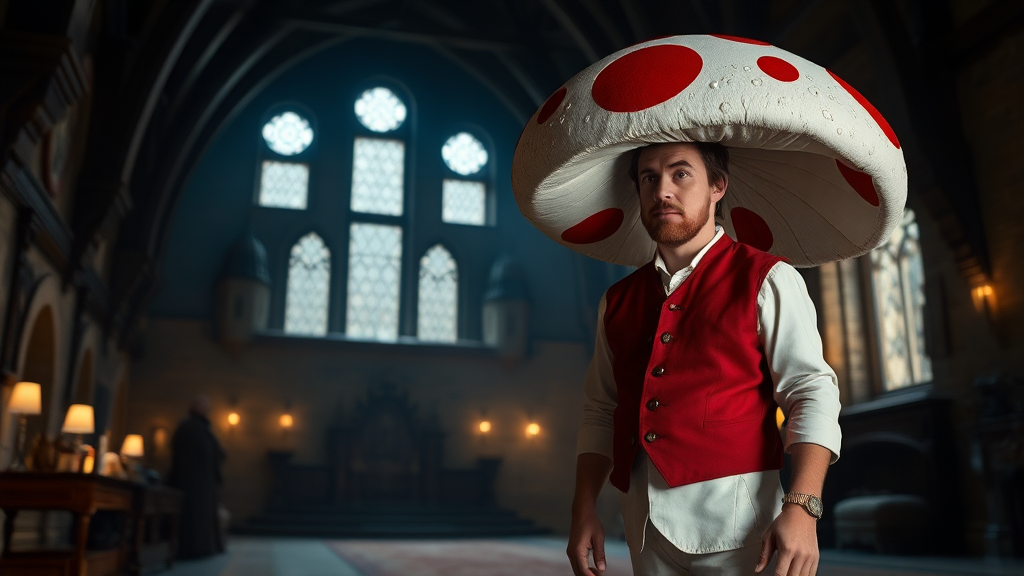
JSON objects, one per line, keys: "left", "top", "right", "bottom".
{"left": 654, "top": 225, "right": 725, "bottom": 277}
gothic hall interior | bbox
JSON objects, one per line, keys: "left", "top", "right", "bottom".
{"left": 1, "top": 1, "right": 1023, "bottom": 575}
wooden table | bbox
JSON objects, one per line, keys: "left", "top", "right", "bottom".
{"left": 0, "top": 473, "right": 135, "bottom": 576}
{"left": 133, "top": 485, "right": 182, "bottom": 573}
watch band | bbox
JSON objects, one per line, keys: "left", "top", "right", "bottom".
{"left": 782, "top": 491, "right": 823, "bottom": 520}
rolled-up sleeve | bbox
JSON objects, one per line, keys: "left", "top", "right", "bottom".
{"left": 759, "top": 262, "right": 843, "bottom": 463}
{"left": 577, "top": 295, "right": 617, "bottom": 459}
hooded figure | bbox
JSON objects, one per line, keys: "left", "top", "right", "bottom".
{"left": 168, "top": 394, "right": 226, "bottom": 559}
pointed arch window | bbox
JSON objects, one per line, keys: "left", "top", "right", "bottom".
{"left": 258, "top": 110, "right": 314, "bottom": 209}
{"left": 418, "top": 245, "right": 458, "bottom": 342}
{"left": 284, "top": 232, "right": 330, "bottom": 336}
{"left": 441, "top": 132, "right": 490, "bottom": 226}
{"left": 870, "top": 210, "right": 932, "bottom": 391}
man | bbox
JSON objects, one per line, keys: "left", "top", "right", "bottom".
{"left": 168, "top": 394, "right": 227, "bottom": 559}
{"left": 567, "top": 141, "right": 841, "bottom": 576}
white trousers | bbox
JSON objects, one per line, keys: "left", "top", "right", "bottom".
{"left": 630, "top": 524, "right": 777, "bottom": 576}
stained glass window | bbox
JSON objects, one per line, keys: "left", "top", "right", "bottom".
{"left": 262, "top": 111, "right": 313, "bottom": 155}
{"left": 284, "top": 232, "right": 330, "bottom": 336}
{"left": 355, "top": 87, "right": 407, "bottom": 132}
{"left": 351, "top": 137, "right": 404, "bottom": 216}
{"left": 346, "top": 223, "right": 402, "bottom": 341}
{"left": 418, "top": 245, "right": 457, "bottom": 342}
{"left": 442, "top": 132, "right": 488, "bottom": 175}
{"left": 870, "top": 210, "right": 932, "bottom": 390}
{"left": 442, "top": 180, "right": 486, "bottom": 226}
{"left": 259, "top": 161, "right": 309, "bottom": 209}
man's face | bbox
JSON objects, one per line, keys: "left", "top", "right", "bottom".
{"left": 636, "top": 143, "right": 725, "bottom": 247}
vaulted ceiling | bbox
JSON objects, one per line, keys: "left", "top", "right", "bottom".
{"left": 6, "top": 0, "right": 1020, "bottom": 345}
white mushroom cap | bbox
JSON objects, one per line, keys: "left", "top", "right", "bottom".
{"left": 511, "top": 34, "right": 907, "bottom": 267}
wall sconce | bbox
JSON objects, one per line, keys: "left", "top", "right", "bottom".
{"left": 478, "top": 420, "right": 492, "bottom": 433}
{"left": 775, "top": 407, "right": 786, "bottom": 432}
{"left": 972, "top": 284, "right": 996, "bottom": 315}
{"left": 526, "top": 422, "right": 541, "bottom": 437}
{"left": 227, "top": 412, "right": 240, "bottom": 426}
{"left": 152, "top": 427, "right": 168, "bottom": 453}
{"left": 279, "top": 413, "right": 294, "bottom": 429}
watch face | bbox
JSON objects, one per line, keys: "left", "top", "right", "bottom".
{"left": 808, "top": 496, "right": 823, "bottom": 518}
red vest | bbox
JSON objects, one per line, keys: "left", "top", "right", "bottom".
{"left": 604, "top": 235, "right": 785, "bottom": 492}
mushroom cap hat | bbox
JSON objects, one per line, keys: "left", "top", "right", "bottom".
{"left": 511, "top": 34, "right": 907, "bottom": 267}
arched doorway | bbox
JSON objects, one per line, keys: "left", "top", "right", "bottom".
{"left": 2, "top": 306, "right": 56, "bottom": 468}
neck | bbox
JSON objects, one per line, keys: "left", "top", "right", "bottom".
{"left": 657, "top": 218, "right": 717, "bottom": 275}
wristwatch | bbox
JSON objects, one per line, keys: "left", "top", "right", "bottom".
{"left": 782, "top": 492, "right": 823, "bottom": 520}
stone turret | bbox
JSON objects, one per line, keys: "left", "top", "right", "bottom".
{"left": 216, "top": 231, "right": 271, "bottom": 344}
{"left": 481, "top": 256, "right": 529, "bottom": 359}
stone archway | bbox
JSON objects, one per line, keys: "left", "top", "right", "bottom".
{"left": 1, "top": 306, "right": 57, "bottom": 468}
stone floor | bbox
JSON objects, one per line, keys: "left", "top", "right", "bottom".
{"left": 159, "top": 537, "right": 1024, "bottom": 576}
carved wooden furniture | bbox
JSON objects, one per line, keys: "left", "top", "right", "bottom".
{"left": 266, "top": 386, "right": 502, "bottom": 508}
{"left": 821, "top": 387, "right": 963, "bottom": 554}
{"left": 0, "top": 473, "right": 135, "bottom": 576}
{"left": 133, "top": 485, "right": 182, "bottom": 574}
{"left": 0, "top": 473, "right": 182, "bottom": 576}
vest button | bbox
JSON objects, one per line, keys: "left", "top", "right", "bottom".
{"left": 630, "top": 436, "right": 636, "bottom": 445}
{"left": 668, "top": 304, "right": 683, "bottom": 311}
{"left": 646, "top": 399, "right": 660, "bottom": 410}
{"left": 644, "top": 432, "right": 658, "bottom": 443}
{"left": 651, "top": 366, "right": 665, "bottom": 377}
{"left": 660, "top": 332, "right": 672, "bottom": 344}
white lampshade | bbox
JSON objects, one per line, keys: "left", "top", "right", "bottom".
{"left": 62, "top": 404, "right": 94, "bottom": 434}
{"left": 120, "top": 434, "right": 144, "bottom": 458}
{"left": 8, "top": 382, "right": 41, "bottom": 415}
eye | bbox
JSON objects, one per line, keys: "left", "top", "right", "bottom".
{"left": 641, "top": 174, "right": 656, "bottom": 184}
{"left": 675, "top": 170, "right": 688, "bottom": 179}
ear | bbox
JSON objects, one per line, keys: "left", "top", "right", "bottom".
{"left": 711, "top": 174, "right": 728, "bottom": 203}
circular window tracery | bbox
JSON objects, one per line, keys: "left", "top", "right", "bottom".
{"left": 442, "top": 132, "right": 488, "bottom": 175}
{"left": 262, "top": 111, "right": 314, "bottom": 155}
{"left": 354, "top": 87, "right": 407, "bottom": 132}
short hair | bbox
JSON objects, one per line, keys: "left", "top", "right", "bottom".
{"left": 628, "top": 142, "right": 730, "bottom": 218}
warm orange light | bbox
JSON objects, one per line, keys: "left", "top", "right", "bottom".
{"left": 972, "top": 284, "right": 997, "bottom": 313}
{"left": 776, "top": 407, "right": 786, "bottom": 431}
{"left": 280, "top": 414, "right": 294, "bottom": 428}
{"left": 526, "top": 422, "right": 541, "bottom": 437}
{"left": 120, "top": 434, "right": 144, "bottom": 458}
{"left": 152, "top": 427, "right": 168, "bottom": 450}
{"left": 478, "top": 421, "right": 492, "bottom": 433}
{"left": 227, "top": 412, "right": 240, "bottom": 426}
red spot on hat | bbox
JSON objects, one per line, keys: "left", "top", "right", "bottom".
{"left": 828, "top": 69, "right": 900, "bottom": 149}
{"left": 561, "top": 208, "right": 624, "bottom": 244}
{"left": 731, "top": 207, "right": 774, "bottom": 252}
{"left": 710, "top": 34, "right": 771, "bottom": 46}
{"left": 757, "top": 56, "right": 799, "bottom": 82}
{"left": 592, "top": 45, "right": 703, "bottom": 113}
{"left": 836, "top": 160, "right": 880, "bottom": 206}
{"left": 537, "top": 87, "right": 567, "bottom": 124}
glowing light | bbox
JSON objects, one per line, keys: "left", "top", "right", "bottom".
{"left": 478, "top": 421, "right": 492, "bottom": 433}
{"left": 280, "top": 414, "right": 294, "bottom": 429}
{"left": 776, "top": 407, "right": 785, "bottom": 431}
{"left": 227, "top": 412, "right": 240, "bottom": 426}
{"left": 972, "top": 283, "right": 997, "bottom": 313}
{"left": 526, "top": 422, "right": 541, "bottom": 437}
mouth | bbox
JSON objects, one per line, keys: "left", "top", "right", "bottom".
{"left": 650, "top": 209, "right": 682, "bottom": 218}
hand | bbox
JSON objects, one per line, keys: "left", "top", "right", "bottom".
{"left": 567, "top": 503, "right": 606, "bottom": 576}
{"left": 755, "top": 504, "right": 819, "bottom": 576}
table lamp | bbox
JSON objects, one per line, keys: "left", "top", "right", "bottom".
{"left": 120, "top": 434, "right": 144, "bottom": 458}
{"left": 7, "top": 382, "right": 41, "bottom": 471}
{"left": 61, "top": 404, "right": 94, "bottom": 447}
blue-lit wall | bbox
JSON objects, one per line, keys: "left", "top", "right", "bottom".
{"left": 151, "top": 38, "right": 604, "bottom": 343}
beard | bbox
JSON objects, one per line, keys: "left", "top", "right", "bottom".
{"left": 641, "top": 196, "right": 712, "bottom": 247}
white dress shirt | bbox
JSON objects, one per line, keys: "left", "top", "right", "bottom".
{"left": 577, "top": 227, "right": 842, "bottom": 554}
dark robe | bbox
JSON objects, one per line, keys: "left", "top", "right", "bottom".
{"left": 168, "top": 412, "right": 225, "bottom": 559}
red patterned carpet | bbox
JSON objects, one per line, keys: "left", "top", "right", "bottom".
{"left": 329, "top": 539, "right": 633, "bottom": 576}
